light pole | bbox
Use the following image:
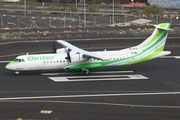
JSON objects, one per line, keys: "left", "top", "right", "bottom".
{"left": 112, "top": 0, "right": 114, "bottom": 25}
{"left": 156, "top": 14, "right": 158, "bottom": 24}
{"left": 1, "top": 15, "right": 5, "bottom": 29}
{"left": 84, "top": 0, "right": 86, "bottom": 27}
{"left": 24, "top": 0, "right": 26, "bottom": 17}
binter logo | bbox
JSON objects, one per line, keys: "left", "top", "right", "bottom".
{"left": 28, "top": 56, "right": 55, "bottom": 61}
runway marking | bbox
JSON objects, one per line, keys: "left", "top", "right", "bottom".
{"left": 41, "top": 71, "right": 134, "bottom": 76}
{"left": 0, "top": 61, "right": 11, "bottom": 63}
{"left": 0, "top": 50, "right": 52, "bottom": 58}
{"left": 49, "top": 74, "right": 148, "bottom": 82}
{"left": 160, "top": 56, "right": 180, "bottom": 59}
{"left": 0, "top": 92, "right": 179, "bottom": 101}
{"left": 1, "top": 100, "right": 180, "bottom": 109}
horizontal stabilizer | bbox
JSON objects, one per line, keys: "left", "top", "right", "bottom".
{"left": 154, "top": 24, "right": 171, "bottom": 31}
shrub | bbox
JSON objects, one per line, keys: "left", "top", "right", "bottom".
{"left": 143, "top": 5, "right": 164, "bottom": 17}
{"left": 87, "top": 6, "right": 100, "bottom": 13}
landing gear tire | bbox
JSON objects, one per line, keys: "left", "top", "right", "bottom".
{"left": 82, "top": 69, "right": 90, "bottom": 75}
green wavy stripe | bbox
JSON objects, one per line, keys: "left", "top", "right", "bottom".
{"left": 129, "top": 45, "right": 164, "bottom": 65}
{"left": 142, "top": 29, "right": 163, "bottom": 48}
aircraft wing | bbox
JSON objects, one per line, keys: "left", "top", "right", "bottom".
{"left": 55, "top": 40, "right": 105, "bottom": 60}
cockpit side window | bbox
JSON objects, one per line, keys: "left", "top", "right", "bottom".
{"left": 18, "top": 59, "right": 21, "bottom": 62}
{"left": 13, "top": 58, "right": 25, "bottom": 62}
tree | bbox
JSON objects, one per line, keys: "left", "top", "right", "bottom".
{"left": 178, "top": 10, "right": 180, "bottom": 15}
{"left": 69, "top": 4, "right": 78, "bottom": 12}
{"left": 143, "top": 5, "right": 164, "bottom": 17}
{"left": 60, "top": 0, "right": 69, "bottom": 4}
{"left": 87, "top": 6, "right": 100, "bottom": 13}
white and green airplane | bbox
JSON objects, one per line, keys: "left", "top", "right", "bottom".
{"left": 6, "top": 23, "right": 171, "bottom": 75}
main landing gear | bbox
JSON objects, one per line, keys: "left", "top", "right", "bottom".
{"left": 81, "top": 69, "right": 90, "bottom": 75}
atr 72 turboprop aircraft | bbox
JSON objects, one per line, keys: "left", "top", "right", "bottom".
{"left": 6, "top": 23, "right": 171, "bottom": 75}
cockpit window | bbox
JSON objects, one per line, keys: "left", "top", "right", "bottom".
{"left": 13, "top": 58, "right": 25, "bottom": 62}
{"left": 18, "top": 59, "right": 21, "bottom": 62}
{"left": 13, "top": 58, "right": 18, "bottom": 62}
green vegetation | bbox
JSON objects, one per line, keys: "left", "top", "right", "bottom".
{"left": 128, "top": 10, "right": 141, "bottom": 15}
{"left": 48, "top": 4, "right": 61, "bottom": 11}
{"left": 11, "top": 3, "right": 21, "bottom": 9}
{"left": 59, "top": 0, "right": 69, "bottom": 4}
{"left": 143, "top": 5, "right": 164, "bottom": 17}
{"left": 27, "top": 0, "right": 37, "bottom": 2}
{"left": 0, "top": 2, "right": 4, "bottom": 8}
{"left": 69, "top": 4, "right": 78, "bottom": 12}
{"left": 87, "top": 6, "right": 100, "bottom": 13}
{"left": 27, "top": 2, "right": 37, "bottom": 10}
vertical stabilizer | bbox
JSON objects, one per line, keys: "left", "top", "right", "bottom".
{"left": 136, "top": 23, "right": 171, "bottom": 52}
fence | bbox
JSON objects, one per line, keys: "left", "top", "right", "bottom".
{"left": 0, "top": 7, "right": 179, "bottom": 29}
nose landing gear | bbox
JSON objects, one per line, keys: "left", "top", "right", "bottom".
{"left": 15, "top": 71, "right": 20, "bottom": 75}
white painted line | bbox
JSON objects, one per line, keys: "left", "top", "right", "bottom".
{"left": 49, "top": 74, "right": 148, "bottom": 82}
{"left": 0, "top": 92, "right": 179, "bottom": 100}
{"left": 41, "top": 71, "right": 134, "bottom": 76}
{"left": 175, "top": 56, "right": 180, "bottom": 59}
{"left": 160, "top": 56, "right": 180, "bottom": 59}
{"left": 0, "top": 61, "right": 11, "bottom": 63}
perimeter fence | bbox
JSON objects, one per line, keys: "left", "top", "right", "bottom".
{"left": 0, "top": 9, "right": 179, "bottom": 29}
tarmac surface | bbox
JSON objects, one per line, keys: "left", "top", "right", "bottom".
{"left": 0, "top": 37, "right": 180, "bottom": 120}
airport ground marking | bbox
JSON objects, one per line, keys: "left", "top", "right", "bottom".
{"left": 41, "top": 71, "right": 134, "bottom": 76}
{"left": 0, "top": 99, "right": 180, "bottom": 109}
{"left": 160, "top": 56, "right": 180, "bottom": 59}
{"left": 0, "top": 92, "right": 179, "bottom": 101}
{"left": 49, "top": 74, "right": 148, "bottom": 82}
{"left": 0, "top": 61, "right": 11, "bottom": 63}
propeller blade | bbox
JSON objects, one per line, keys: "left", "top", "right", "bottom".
{"left": 51, "top": 42, "right": 56, "bottom": 53}
{"left": 65, "top": 48, "right": 71, "bottom": 62}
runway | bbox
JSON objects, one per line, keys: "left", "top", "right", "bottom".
{"left": 0, "top": 38, "right": 180, "bottom": 119}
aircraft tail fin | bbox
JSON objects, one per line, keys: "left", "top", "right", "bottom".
{"left": 136, "top": 23, "right": 171, "bottom": 52}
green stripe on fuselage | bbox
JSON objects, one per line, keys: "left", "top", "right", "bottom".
{"left": 6, "top": 61, "right": 19, "bottom": 66}
{"left": 129, "top": 45, "right": 164, "bottom": 65}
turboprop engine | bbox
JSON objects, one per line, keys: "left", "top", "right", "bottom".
{"left": 56, "top": 48, "right": 69, "bottom": 53}
{"left": 70, "top": 53, "right": 84, "bottom": 62}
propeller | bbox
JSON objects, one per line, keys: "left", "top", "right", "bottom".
{"left": 65, "top": 48, "right": 72, "bottom": 62}
{"left": 51, "top": 42, "right": 57, "bottom": 53}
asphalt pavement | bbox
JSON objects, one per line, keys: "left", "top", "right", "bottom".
{"left": 0, "top": 38, "right": 180, "bottom": 119}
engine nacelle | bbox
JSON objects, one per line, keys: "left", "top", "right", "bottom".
{"left": 56, "top": 48, "right": 68, "bottom": 53}
{"left": 71, "top": 54, "right": 84, "bottom": 62}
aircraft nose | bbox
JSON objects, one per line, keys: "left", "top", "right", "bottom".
{"left": 5, "top": 63, "right": 11, "bottom": 70}
{"left": 5, "top": 62, "right": 14, "bottom": 70}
